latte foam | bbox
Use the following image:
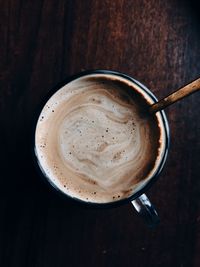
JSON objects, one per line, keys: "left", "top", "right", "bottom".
{"left": 35, "top": 74, "right": 167, "bottom": 203}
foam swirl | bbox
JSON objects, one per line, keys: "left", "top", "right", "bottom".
{"left": 35, "top": 74, "right": 166, "bottom": 203}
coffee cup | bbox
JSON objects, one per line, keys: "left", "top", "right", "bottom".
{"left": 33, "top": 70, "right": 169, "bottom": 227}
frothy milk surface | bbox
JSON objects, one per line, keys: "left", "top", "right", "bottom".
{"left": 35, "top": 74, "right": 166, "bottom": 203}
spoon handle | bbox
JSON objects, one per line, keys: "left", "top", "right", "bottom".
{"left": 150, "top": 78, "right": 200, "bottom": 113}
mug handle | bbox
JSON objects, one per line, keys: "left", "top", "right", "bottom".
{"left": 131, "top": 194, "right": 160, "bottom": 227}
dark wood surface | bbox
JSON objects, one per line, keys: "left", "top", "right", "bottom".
{"left": 0, "top": 1, "right": 200, "bottom": 266}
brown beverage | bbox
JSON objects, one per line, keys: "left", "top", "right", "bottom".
{"left": 35, "top": 74, "right": 167, "bottom": 203}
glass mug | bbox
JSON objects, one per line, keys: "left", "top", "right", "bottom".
{"left": 33, "top": 70, "right": 169, "bottom": 227}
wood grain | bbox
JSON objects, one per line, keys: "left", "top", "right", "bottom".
{"left": 0, "top": 1, "right": 200, "bottom": 267}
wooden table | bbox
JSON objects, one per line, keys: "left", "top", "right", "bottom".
{"left": 0, "top": 1, "right": 200, "bottom": 266}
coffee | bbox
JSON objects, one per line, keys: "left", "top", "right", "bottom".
{"left": 35, "top": 74, "right": 167, "bottom": 203}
